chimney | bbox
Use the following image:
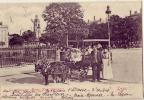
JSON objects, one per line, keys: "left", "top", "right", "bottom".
{"left": 134, "top": 11, "right": 137, "bottom": 14}
{"left": 130, "top": 10, "right": 132, "bottom": 16}
{"left": 0, "top": 22, "right": 3, "bottom": 25}
{"left": 94, "top": 16, "right": 96, "bottom": 21}
{"left": 88, "top": 19, "right": 89, "bottom": 24}
{"left": 99, "top": 18, "right": 102, "bottom": 22}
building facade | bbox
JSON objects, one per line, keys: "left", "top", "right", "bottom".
{"left": 0, "top": 22, "right": 8, "bottom": 48}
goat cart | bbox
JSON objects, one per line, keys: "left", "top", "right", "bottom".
{"left": 35, "top": 48, "right": 91, "bottom": 85}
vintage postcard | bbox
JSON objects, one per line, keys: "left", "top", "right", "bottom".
{"left": 0, "top": 0, "right": 143, "bottom": 100}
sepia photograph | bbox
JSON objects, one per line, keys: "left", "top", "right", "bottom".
{"left": 0, "top": 0, "right": 143, "bottom": 99}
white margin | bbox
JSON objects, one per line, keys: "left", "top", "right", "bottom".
{"left": 0, "top": 0, "right": 142, "bottom": 3}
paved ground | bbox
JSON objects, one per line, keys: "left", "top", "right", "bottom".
{"left": 111, "top": 48, "right": 142, "bottom": 83}
{"left": 0, "top": 48, "right": 142, "bottom": 86}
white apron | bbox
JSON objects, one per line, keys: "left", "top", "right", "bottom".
{"left": 102, "top": 53, "right": 113, "bottom": 79}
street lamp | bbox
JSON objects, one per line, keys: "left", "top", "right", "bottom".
{"left": 37, "top": 23, "right": 41, "bottom": 60}
{"left": 105, "top": 5, "right": 111, "bottom": 51}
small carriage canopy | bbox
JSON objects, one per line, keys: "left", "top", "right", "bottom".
{"left": 82, "top": 39, "right": 109, "bottom": 42}
{"left": 68, "top": 39, "right": 109, "bottom": 48}
{"left": 68, "top": 39, "right": 109, "bottom": 42}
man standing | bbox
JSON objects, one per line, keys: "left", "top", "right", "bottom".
{"left": 91, "top": 45, "right": 103, "bottom": 82}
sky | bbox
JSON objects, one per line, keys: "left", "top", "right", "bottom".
{"left": 0, "top": 1, "right": 142, "bottom": 34}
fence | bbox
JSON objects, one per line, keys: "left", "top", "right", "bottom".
{"left": 0, "top": 46, "right": 57, "bottom": 67}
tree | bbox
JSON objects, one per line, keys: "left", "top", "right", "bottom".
{"left": 124, "top": 16, "right": 142, "bottom": 47}
{"left": 136, "top": 15, "right": 142, "bottom": 41}
{"left": 22, "top": 30, "right": 36, "bottom": 42}
{"left": 39, "top": 34, "right": 59, "bottom": 45}
{"left": 88, "top": 21, "right": 108, "bottom": 39}
{"left": 110, "top": 15, "right": 135, "bottom": 48}
{"left": 88, "top": 14, "right": 141, "bottom": 48}
{"left": 109, "top": 14, "right": 142, "bottom": 48}
{"left": 9, "top": 34, "right": 24, "bottom": 46}
{"left": 109, "top": 15, "right": 122, "bottom": 41}
{"left": 42, "top": 3, "right": 88, "bottom": 46}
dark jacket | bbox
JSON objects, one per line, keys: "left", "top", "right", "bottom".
{"left": 91, "top": 50, "right": 102, "bottom": 64}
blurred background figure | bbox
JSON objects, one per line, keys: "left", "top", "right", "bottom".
{"left": 56, "top": 47, "right": 61, "bottom": 61}
{"left": 97, "top": 43, "right": 102, "bottom": 49}
{"left": 87, "top": 45, "right": 93, "bottom": 54}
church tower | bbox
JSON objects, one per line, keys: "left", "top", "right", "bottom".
{"left": 31, "top": 15, "right": 41, "bottom": 39}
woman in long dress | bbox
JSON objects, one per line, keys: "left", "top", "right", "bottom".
{"left": 102, "top": 49, "right": 113, "bottom": 79}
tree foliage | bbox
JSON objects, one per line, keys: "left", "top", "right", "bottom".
{"left": 110, "top": 14, "right": 141, "bottom": 42}
{"left": 110, "top": 14, "right": 142, "bottom": 47}
{"left": 109, "top": 15, "right": 123, "bottom": 41}
{"left": 39, "top": 34, "right": 59, "bottom": 45}
{"left": 88, "top": 21, "right": 108, "bottom": 39}
{"left": 88, "top": 14, "right": 142, "bottom": 48}
{"left": 22, "top": 30, "right": 36, "bottom": 42}
{"left": 9, "top": 34, "right": 24, "bottom": 46}
{"left": 42, "top": 3, "right": 88, "bottom": 46}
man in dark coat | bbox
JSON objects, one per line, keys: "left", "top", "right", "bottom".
{"left": 91, "top": 45, "right": 103, "bottom": 82}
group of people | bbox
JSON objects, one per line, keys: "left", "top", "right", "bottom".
{"left": 54, "top": 43, "right": 113, "bottom": 82}
{"left": 85, "top": 44, "right": 113, "bottom": 82}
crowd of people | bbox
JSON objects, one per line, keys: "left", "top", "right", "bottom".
{"left": 54, "top": 43, "right": 113, "bottom": 82}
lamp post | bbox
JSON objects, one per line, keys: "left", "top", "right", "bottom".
{"left": 37, "top": 23, "right": 41, "bottom": 60}
{"left": 105, "top": 5, "right": 111, "bottom": 51}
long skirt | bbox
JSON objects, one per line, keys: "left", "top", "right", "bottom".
{"left": 102, "top": 59, "right": 113, "bottom": 79}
